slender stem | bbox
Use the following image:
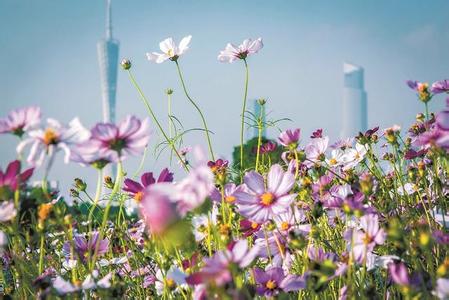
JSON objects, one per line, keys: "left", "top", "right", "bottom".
{"left": 175, "top": 61, "right": 215, "bottom": 160}
{"left": 88, "top": 169, "right": 103, "bottom": 232}
{"left": 240, "top": 59, "right": 249, "bottom": 174}
{"left": 168, "top": 92, "right": 173, "bottom": 139}
{"left": 255, "top": 108, "right": 263, "bottom": 172}
{"left": 38, "top": 234, "right": 45, "bottom": 273}
{"left": 127, "top": 70, "right": 188, "bottom": 171}
{"left": 42, "top": 149, "right": 56, "bottom": 198}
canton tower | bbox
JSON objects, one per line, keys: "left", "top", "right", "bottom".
{"left": 97, "top": 0, "right": 119, "bottom": 123}
{"left": 341, "top": 62, "right": 368, "bottom": 138}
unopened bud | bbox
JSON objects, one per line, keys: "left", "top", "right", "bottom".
{"left": 74, "top": 178, "right": 87, "bottom": 192}
{"left": 120, "top": 58, "right": 132, "bottom": 70}
{"left": 165, "top": 88, "right": 173, "bottom": 95}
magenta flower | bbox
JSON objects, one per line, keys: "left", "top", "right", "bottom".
{"left": 218, "top": 38, "right": 263, "bottom": 63}
{"left": 259, "top": 141, "right": 277, "bottom": 154}
{"left": 17, "top": 118, "right": 90, "bottom": 166}
{"left": 0, "top": 106, "right": 41, "bottom": 137}
{"left": 253, "top": 267, "right": 305, "bottom": 296}
{"left": 123, "top": 168, "right": 174, "bottom": 202}
{"left": 0, "top": 160, "right": 33, "bottom": 193}
{"left": 235, "top": 164, "right": 296, "bottom": 223}
{"left": 139, "top": 183, "right": 180, "bottom": 235}
{"left": 436, "top": 98, "right": 449, "bottom": 131}
{"left": 88, "top": 116, "right": 150, "bottom": 162}
{"left": 186, "top": 240, "right": 258, "bottom": 286}
{"left": 431, "top": 79, "right": 449, "bottom": 94}
{"left": 278, "top": 128, "right": 301, "bottom": 148}
{"left": 62, "top": 231, "right": 109, "bottom": 263}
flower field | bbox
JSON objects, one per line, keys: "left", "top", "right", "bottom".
{"left": 0, "top": 36, "right": 448, "bottom": 299}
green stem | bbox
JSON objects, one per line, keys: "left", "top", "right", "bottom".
{"left": 88, "top": 169, "right": 103, "bottom": 231}
{"left": 175, "top": 61, "right": 215, "bottom": 161}
{"left": 240, "top": 59, "right": 249, "bottom": 175}
{"left": 127, "top": 70, "right": 189, "bottom": 171}
{"left": 38, "top": 234, "right": 45, "bottom": 274}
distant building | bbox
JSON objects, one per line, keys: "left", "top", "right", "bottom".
{"left": 97, "top": 0, "right": 119, "bottom": 176}
{"left": 97, "top": 0, "right": 119, "bottom": 123}
{"left": 341, "top": 62, "right": 367, "bottom": 138}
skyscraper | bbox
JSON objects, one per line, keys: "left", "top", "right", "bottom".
{"left": 341, "top": 62, "right": 367, "bottom": 138}
{"left": 97, "top": 0, "right": 119, "bottom": 123}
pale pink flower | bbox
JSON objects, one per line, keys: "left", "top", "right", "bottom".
{"left": 0, "top": 106, "right": 41, "bottom": 137}
{"left": 146, "top": 35, "right": 192, "bottom": 63}
{"left": 218, "top": 38, "right": 263, "bottom": 63}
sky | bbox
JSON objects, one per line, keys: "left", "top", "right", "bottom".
{"left": 0, "top": 0, "right": 448, "bottom": 196}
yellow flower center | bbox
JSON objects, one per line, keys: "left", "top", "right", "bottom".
{"left": 225, "top": 195, "right": 236, "bottom": 203}
{"left": 134, "top": 191, "right": 143, "bottom": 202}
{"left": 266, "top": 280, "right": 277, "bottom": 290}
{"left": 329, "top": 158, "right": 337, "bottom": 165}
{"left": 165, "top": 278, "right": 175, "bottom": 289}
{"left": 281, "top": 221, "right": 290, "bottom": 231}
{"left": 43, "top": 128, "right": 58, "bottom": 145}
{"left": 251, "top": 222, "right": 259, "bottom": 229}
{"left": 167, "top": 49, "right": 174, "bottom": 57}
{"left": 260, "top": 192, "right": 275, "bottom": 206}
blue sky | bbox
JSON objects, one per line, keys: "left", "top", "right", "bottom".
{"left": 1, "top": 0, "right": 448, "bottom": 196}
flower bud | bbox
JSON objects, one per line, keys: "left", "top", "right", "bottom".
{"left": 165, "top": 88, "right": 173, "bottom": 95}
{"left": 69, "top": 189, "right": 79, "bottom": 198}
{"left": 257, "top": 98, "right": 267, "bottom": 106}
{"left": 104, "top": 176, "right": 114, "bottom": 189}
{"left": 74, "top": 178, "right": 87, "bottom": 192}
{"left": 120, "top": 58, "right": 131, "bottom": 70}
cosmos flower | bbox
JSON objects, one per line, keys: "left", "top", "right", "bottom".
{"left": 259, "top": 141, "right": 277, "bottom": 154}
{"left": 341, "top": 143, "right": 367, "bottom": 170}
{"left": 192, "top": 206, "right": 218, "bottom": 242}
{"left": 146, "top": 35, "right": 192, "bottom": 63}
{"left": 123, "top": 168, "right": 174, "bottom": 202}
{"left": 345, "top": 214, "right": 386, "bottom": 264}
{"left": 0, "top": 202, "right": 17, "bottom": 222}
{"left": 186, "top": 240, "right": 258, "bottom": 286}
{"left": 253, "top": 267, "right": 305, "bottom": 297}
{"left": 278, "top": 128, "right": 301, "bottom": 148}
{"left": 139, "top": 183, "right": 180, "bottom": 235}
{"left": 17, "top": 118, "right": 89, "bottom": 167}
{"left": 0, "top": 160, "right": 33, "bottom": 194}
{"left": 0, "top": 106, "right": 41, "bottom": 137}
{"left": 406, "top": 80, "right": 432, "bottom": 102}
{"left": 218, "top": 38, "right": 263, "bottom": 63}
{"left": 70, "top": 142, "right": 116, "bottom": 169}
{"left": 431, "top": 79, "right": 449, "bottom": 94}
{"left": 154, "top": 266, "right": 187, "bottom": 296}
{"left": 388, "top": 262, "right": 410, "bottom": 286}
{"left": 433, "top": 278, "right": 449, "bottom": 299}
{"left": 305, "top": 136, "right": 329, "bottom": 166}
{"left": 52, "top": 272, "right": 112, "bottom": 295}
{"left": 88, "top": 116, "right": 150, "bottom": 162}
{"left": 235, "top": 164, "right": 296, "bottom": 223}
{"left": 62, "top": 231, "right": 109, "bottom": 263}
{"left": 210, "top": 183, "right": 240, "bottom": 204}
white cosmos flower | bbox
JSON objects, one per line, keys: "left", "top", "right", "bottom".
{"left": 341, "top": 143, "right": 368, "bottom": 170}
{"left": 17, "top": 118, "right": 89, "bottom": 167}
{"left": 146, "top": 35, "right": 192, "bottom": 63}
{"left": 218, "top": 38, "right": 263, "bottom": 63}
{"left": 326, "top": 149, "right": 345, "bottom": 167}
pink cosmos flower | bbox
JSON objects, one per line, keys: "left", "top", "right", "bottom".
{"left": 146, "top": 35, "right": 192, "bottom": 63}
{"left": 235, "top": 164, "right": 296, "bottom": 223}
{"left": 345, "top": 214, "right": 386, "bottom": 264}
{"left": 0, "top": 160, "right": 33, "bottom": 193}
{"left": 186, "top": 240, "right": 258, "bottom": 286}
{"left": 210, "top": 183, "right": 240, "bottom": 204}
{"left": 431, "top": 79, "right": 449, "bottom": 94}
{"left": 278, "top": 128, "right": 301, "bottom": 148}
{"left": 253, "top": 267, "right": 305, "bottom": 297}
{"left": 0, "top": 106, "right": 41, "bottom": 137}
{"left": 388, "top": 262, "right": 410, "bottom": 286}
{"left": 305, "top": 136, "right": 329, "bottom": 166}
{"left": 123, "top": 168, "right": 174, "bottom": 202}
{"left": 218, "top": 38, "right": 263, "bottom": 63}
{"left": 139, "top": 183, "right": 180, "bottom": 235}
{"left": 87, "top": 116, "right": 150, "bottom": 162}
{"left": 62, "top": 231, "right": 109, "bottom": 263}
{"left": 17, "top": 118, "right": 89, "bottom": 166}
{"left": 0, "top": 202, "right": 17, "bottom": 222}
{"left": 433, "top": 278, "right": 449, "bottom": 299}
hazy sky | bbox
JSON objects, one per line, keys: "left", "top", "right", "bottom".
{"left": 1, "top": 0, "right": 448, "bottom": 196}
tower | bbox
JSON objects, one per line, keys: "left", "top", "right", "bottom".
{"left": 97, "top": 0, "right": 119, "bottom": 123}
{"left": 341, "top": 62, "right": 367, "bottom": 138}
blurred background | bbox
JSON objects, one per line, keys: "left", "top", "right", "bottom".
{"left": 1, "top": 0, "right": 448, "bottom": 197}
